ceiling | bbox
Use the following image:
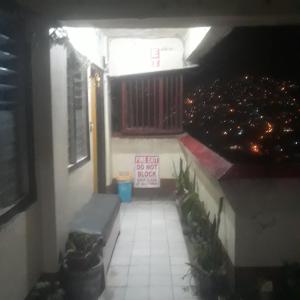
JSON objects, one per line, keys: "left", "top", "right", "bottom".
{"left": 100, "top": 28, "right": 188, "bottom": 39}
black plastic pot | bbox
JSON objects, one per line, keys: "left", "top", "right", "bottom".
{"left": 197, "top": 269, "right": 214, "bottom": 298}
{"left": 194, "top": 268, "right": 228, "bottom": 300}
{"left": 63, "top": 259, "right": 105, "bottom": 300}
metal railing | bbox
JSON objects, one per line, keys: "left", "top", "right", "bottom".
{"left": 120, "top": 73, "right": 183, "bottom": 135}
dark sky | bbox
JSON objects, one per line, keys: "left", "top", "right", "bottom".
{"left": 185, "top": 26, "right": 300, "bottom": 90}
{"left": 183, "top": 26, "right": 300, "bottom": 164}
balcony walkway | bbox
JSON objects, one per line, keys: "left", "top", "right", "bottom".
{"left": 100, "top": 198, "right": 197, "bottom": 300}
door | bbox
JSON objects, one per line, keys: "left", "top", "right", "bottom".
{"left": 90, "top": 65, "right": 106, "bottom": 193}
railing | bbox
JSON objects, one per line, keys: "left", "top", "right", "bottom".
{"left": 120, "top": 73, "right": 183, "bottom": 135}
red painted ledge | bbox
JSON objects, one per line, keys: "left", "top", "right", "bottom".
{"left": 179, "top": 134, "right": 300, "bottom": 179}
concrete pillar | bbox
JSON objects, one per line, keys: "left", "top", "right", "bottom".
{"left": 31, "top": 22, "right": 59, "bottom": 272}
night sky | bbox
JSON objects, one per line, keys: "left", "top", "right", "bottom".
{"left": 183, "top": 27, "right": 300, "bottom": 164}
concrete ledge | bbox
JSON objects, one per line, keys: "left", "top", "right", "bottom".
{"left": 179, "top": 134, "right": 300, "bottom": 179}
{"left": 179, "top": 134, "right": 300, "bottom": 268}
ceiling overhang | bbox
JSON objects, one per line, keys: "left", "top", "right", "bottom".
{"left": 16, "top": 0, "right": 300, "bottom": 26}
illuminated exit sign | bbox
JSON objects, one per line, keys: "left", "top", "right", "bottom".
{"left": 134, "top": 155, "right": 160, "bottom": 188}
{"left": 151, "top": 48, "right": 160, "bottom": 67}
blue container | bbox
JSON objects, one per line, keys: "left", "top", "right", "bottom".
{"left": 117, "top": 181, "right": 132, "bottom": 203}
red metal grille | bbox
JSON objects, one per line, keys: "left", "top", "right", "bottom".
{"left": 121, "top": 73, "right": 183, "bottom": 134}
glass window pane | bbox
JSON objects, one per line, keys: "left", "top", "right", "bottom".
{"left": 0, "top": 110, "right": 20, "bottom": 209}
{"left": 67, "top": 47, "right": 89, "bottom": 168}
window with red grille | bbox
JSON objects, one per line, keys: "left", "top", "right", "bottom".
{"left": 120, "top": 73, "right": 183, "bottom": 135}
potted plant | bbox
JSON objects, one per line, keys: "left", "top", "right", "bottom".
{"left": 173, "top": 158, "right": 191, "bottom": 202}
{"left": 174, "top": 159, "right": 229, "bottom": 299}
{"left": 189, "top": 198, "right": 228, "bottom": 300}
{"left": 26, "top": 279, "right": 65, "bottom": 300}
{"left": 185, "top": 198, "right": 211, "bottom": 244}
{"left": 62, "top": 232, "right": 104, "bottom": 300}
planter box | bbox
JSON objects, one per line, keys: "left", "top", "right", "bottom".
{"left": 179, "top": 134, "right": 300, "bottom": 298}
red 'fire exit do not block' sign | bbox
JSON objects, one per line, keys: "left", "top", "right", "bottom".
{"left": 134, "top": 155, "right": 160, "bottom": 188}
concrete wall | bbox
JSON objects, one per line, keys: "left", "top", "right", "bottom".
{"left": 0, "top": 24, "right": 50, "bottom": 300}
{"left": 181, "top": 139, "right": 300, "bottom": 267}
{"left": 180, "top": 144, "right": 236, "bottom": 264}
{"left": 183, "top": 27, "right": 210, "bottom": 59}
{"left": 65, "top": 27, "right": 108, "bottom": 69}
{"left": 0, "top": 204, "right": 42, "bottom": 300}
{"left": 108, "top": 38, "right": 184, "bottom": 76}
{"left": 222, "top": 179, "right": 300, "bottom": 267}
{"left": 65, "top": 26, "right": 113, "bottom": 187}
{"left": 19, "top": 0, "right": 300, "bottom": 24}
{"left": 50, "top": 44, "right": 94, "bottom": 252}
{"left": 0, "top": 28, "right": 100, "bottom": 300}
{"left": 111, "top": 137, "right": 182, "bottom": 181}
{"left": 185, "top": 26, "right": 232, "bottom": 63}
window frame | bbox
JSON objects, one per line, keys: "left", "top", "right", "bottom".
{"left": 119, "top": 72, "right": 183, "bottom": 136}
{"left": 0, "top": 12, "right": 36, "bottom": 226}
{"left": 67, "top": 46, "right": 90, "bottom": 172}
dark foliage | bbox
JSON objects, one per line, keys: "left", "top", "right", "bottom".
{"left": 63, "top": 232, "right": 102, "bottom": 272}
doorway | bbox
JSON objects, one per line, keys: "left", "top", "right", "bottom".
{"left": 90, "top": 64, "right": 106, "bottom": 193}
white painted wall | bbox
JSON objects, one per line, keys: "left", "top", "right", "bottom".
{"left": 22, "top": 0, "right": 300, "bottom": 26}
{"left": 65, "top": 27, "right": 112, "bottom": 187}
{"left": 184, "top": 27, "right": 232, "bottom": 63}
{"left": 0, "top": 25, "right": 50, "bottom": 300}
{"left": 0, "top": 31, "right": 102, "bottom": 300}
{"left": 222, "top": 179, "right": 300, "bottom": 267}
{"left": 180, "top": 144, "right": 236, "bottom": 264}
{"left": 108, "top": 38, "right": 184, "bottom": 76}
{"left": 183, "top": 27, "right": 211, "bottom": 59}
{"left": 181, "top": 140, "right": 300, "bottom": 267}
{"left": 65, "top": 27, "right": 108, "bottom": 69}
{"left": 0, "top": 204, "right": 42, "bottom": 300}
{"left": 111, "top": 137, "right": 182, "bottom": 180}
{"left": 50, "top": 45, "right": 94, "bottom": 252}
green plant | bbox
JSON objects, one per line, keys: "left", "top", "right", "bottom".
{"left": 189, "top": 197, "right": 227, "bottom": 298}
{"left": 173, "top": 158, "right": 186, "bottom": 196}
{"left": 173, "top": 158, "right": 196, "bottom": 197}
{"left": 63, "top": 232, "right": 103, "bottom": 272}
{"left": 181, "top": 191, "right": 199, "bottom": 220}
{"left": 178, "top": 172, "right": 210, "bottom": 243}
{"left": 174, "top": 158, "right": 228, "bottom": 297}
{"left": 193, "top": 198, "right": 224, "bottom": 272}
{"left": 183, "top": 163, "right": 191, "bottom": 191}
{"left": 186, "top": 199, "right": 210, "bottom": 243}
{"left": 26, "top": 281, "right": 65, "bottom": 300}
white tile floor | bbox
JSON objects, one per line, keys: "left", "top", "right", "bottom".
{"left": 100, "top": 199, "right": 198, "bottom": 300}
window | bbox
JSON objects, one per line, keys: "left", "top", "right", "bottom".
{"left": 119, "top": 72, "right": 183, "bottom": 135}
{"left": 67, "top": 46, "right": 90, "bottom": 170}
{"left": 0, "top": 13, "right": 35, "bottom": 224}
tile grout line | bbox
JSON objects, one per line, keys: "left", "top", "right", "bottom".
{"left": 105, "top": 200, "right": 192, "bottom": 300}
{"left": 165, "top": 201, "right": 176, "bottom": 300}
{"left": 149, "top": 200, "right": 153, "bottom": 300}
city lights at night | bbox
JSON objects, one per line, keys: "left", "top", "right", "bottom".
{"left": 184, "top": 75, "right": 300, "bottom": 163}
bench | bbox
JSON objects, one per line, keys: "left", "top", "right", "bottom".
{"left": 70, "top": 193, "right": 121, "bottom": 273}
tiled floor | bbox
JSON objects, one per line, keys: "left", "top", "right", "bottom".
{"left": 100, "top": 199, "right": 198, "bottom": 300}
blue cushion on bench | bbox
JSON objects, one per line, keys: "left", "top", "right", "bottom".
{"left": 70, "top": 193, "right": 120, "bottom": 244}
